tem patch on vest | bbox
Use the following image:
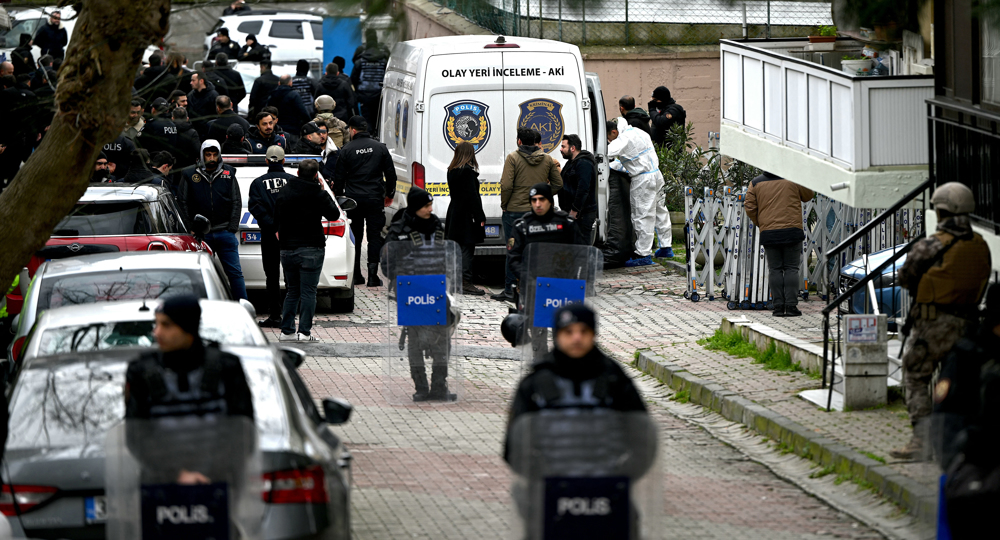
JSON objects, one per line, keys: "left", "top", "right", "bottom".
{"left": 396, "top": 274, "right": 447, "bottom": 326}
{"left": 533, "top": 277, "right": 586, "bottom": 327}
{"left": 443, "top": 100, "right": 491, "bottom": 153}
{"left": 518, "top": 99, "right": 564, "bottom": 153}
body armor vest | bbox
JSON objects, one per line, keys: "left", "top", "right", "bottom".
{"left": 916, "top": 231, "right": 991, "bottom": 306}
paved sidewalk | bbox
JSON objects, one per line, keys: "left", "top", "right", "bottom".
{"left": 261, "top": 259, "right": 936, "bottom": 533}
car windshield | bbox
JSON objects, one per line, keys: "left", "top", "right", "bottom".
{"left": 3, "top": 17, "right": 41, "bottom": 48}
{"left": 53, "top": 200, "right": 186, "bottom": 237}
{"left": 37, "top": 270, "right": 205, "bottom": 311}
{"left": 36, "top": 316, "right": 259, "bottom": 355}
{"left": 7, "top": 358, "right": 287, "bottom": 452}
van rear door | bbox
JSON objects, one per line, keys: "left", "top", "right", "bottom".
{"left": 586, "top": 72, "right": 610, "bottom": 244}
{"left": 423, "top": 52, "right": 506, "bottom": 225}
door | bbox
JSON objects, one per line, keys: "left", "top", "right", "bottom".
{"left": 423, "top": 52, "right": 507, "bottom": 223}
{"left": 586, "top": 73, "right": 610, "bottom": 244}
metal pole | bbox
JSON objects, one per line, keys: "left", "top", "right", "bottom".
{"left": 558, "top": 0, "right": 562, "bottom": 41}
{"left": 742, "top": 2, "right": 747, "bottom": 38}
{"left": 766, "top": 0, "right": 771, "bottom": 39}
{"left": 625, "top": 0, "right": 630, "bottom": 45}
{"left": 582, "top": 0, "right": 586, "bottom": 45}
{"left": 526, "top": 0, "right": 530, "bottom": 37}
{"left": 539, "top": 0, "right": 543, "bottom": 39}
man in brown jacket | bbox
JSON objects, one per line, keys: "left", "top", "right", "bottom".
{"left": 744, "top": 172, "right": 814, "bottom": 317}
{"left": 493, "top": 128, "right": 563, "bottom": 301}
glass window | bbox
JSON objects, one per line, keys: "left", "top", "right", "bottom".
{"left": 269, "top": 21, "right": 304, "bottom": 40}
{"left": 284, "top": 365, "right": 323, "bottom": 425}
{"left": 237, "top": 21, "right": 263, "bottom": 35}
{"left": 149, "top": 200, "right": 187, "bottom": 234}
{"left": 310, "top": 22, "right": 323, "bottom": 40}
{"left": 982, "top": 20, "right": 1000, "bottom": 105}
{"left": 35, "top": 316, "right": 258, "bottom": 356}
{"left": 38, "top": 270, "right": 204, "bottom": 311}
{"left": 7, "top": 362, "right": 128, "bottom": 450}
{"left": 4, "top": 18, "right": 42, "bottom": 48}
{"left": 244, "top": 363, "right": 289, "bottom": 440}
{"left": 53, "top": 201, "right": 154, "bottom": 236}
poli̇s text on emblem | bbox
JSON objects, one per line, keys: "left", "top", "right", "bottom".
{"left": 517, "top": 99, "right": 564, "bottom": 153}
{"left": 402, "top": 100, "right": 410, "bottom": 148}
{"left": 443, "top": 100, "right": 490, "bottom": 153}
{"left": 394, "top": 100, "right": 401, "bottom": 145}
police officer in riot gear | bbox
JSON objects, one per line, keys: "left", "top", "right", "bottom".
{"left": 124, "top": 294, "right": 254, "bottom": 420}
{"left": 385, "top": 188, "right": 458, "bottom": 401}
{"left": 508, "top": 182, "right": 578, "bottom": 291}
{"left": 890, "top": 182, "right": 992, "bottom": 459}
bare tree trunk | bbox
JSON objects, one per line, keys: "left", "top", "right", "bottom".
{"left": 0, "top": 0, "right": 171, "bottom": 291}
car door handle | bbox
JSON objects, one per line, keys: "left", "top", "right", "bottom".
{"left": 316, "top": 46, "right": 323, "bottom": 50}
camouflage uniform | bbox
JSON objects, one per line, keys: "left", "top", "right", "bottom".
{"left": 899, "top": 215, "right": 991, "bottom": 426}
{"left": 313, "top": 112, "right": 348, "bottom": 149}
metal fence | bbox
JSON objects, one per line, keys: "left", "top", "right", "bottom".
{"left": 433, "top": 0, "right": 833, "bottom": 45}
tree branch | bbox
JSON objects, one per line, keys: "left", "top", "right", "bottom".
{"left": 0, "top": 0, "right": 171, "bottom": 292}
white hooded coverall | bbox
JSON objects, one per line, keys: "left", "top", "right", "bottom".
{"left": 607, "top": 117, "right": 671, "bottom": 257}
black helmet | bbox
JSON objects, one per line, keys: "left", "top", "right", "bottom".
{"left": 500, "top": 314, "right": 527, "bottom": 347}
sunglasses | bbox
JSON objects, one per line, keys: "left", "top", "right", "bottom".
{"left": 318, "top": 129, "right": 328, "bottom": 134}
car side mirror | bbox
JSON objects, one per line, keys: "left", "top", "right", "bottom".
{"left": 322, "top": 398, "right": 353, "bottom": 425}
{"left": 278, "top": 346, "right": 306, "bottom": 369}
{"left": 192, "top": 214, "right": 212, "bottom": 240}
{"left": 337, "top": 197, "right": 358, "bottom": 212}
{"left": 239, "top": 298, "right": 257, "bottom": 320}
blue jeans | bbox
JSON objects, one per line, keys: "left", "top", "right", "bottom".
{"left": 205, "top": 231, "right": 247, "bottom": 300}
{"left": 280, "top": 247, "right": 325, "bottom": 336}
{"left": 502, "top": 211, "right": 521, "bottom": 290}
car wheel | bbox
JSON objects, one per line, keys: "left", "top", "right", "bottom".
{"left": 329, "top": 282, "right": 355, "bottom": 314}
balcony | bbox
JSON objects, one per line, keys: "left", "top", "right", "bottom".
{"left": 719, "top": 38, "right": 934, "bottom": 208}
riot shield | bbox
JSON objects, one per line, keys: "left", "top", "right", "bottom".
{"left": 105, "top": 416, "right": 263, "bottom": 540}
{"left": 507, "top": 410, "right": 662, "bottom": 540}
{"left": 383, "top": 239, "right": 462, "bottom": 404}
{"left": 518, "top": 243, "right": 603, "bottom": 364}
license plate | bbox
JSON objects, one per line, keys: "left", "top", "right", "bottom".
{"left": 85, "top": 496, "right": 107, "bottom": 524}
{"left": 242, "top": 231, "right": 262, "bottom": 243}
{"left": 484, "top": 225, "right": 501, "bottom": 238}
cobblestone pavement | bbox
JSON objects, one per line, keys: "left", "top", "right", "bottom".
{"left": 257, "top": 255, "right": 930, "bottom": 538}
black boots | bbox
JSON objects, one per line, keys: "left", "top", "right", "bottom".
{"left": 411, "top": 363, "right": 456, "bottom": 402}
{"left": 367, "top": 263, "right": 383, "bottom": 287}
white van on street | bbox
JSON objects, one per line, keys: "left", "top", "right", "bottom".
{"left": 378, "top": 35, "right": 611, "bottom": 256}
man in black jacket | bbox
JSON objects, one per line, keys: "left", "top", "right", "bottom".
{"left": 267, "top": 75, "right": 311, "bottom": 137}
{"left": 207, "top": 28, "right": 241, "bottom": 62}
{"left": 350, "top": 29, "right": 389, "bottom": 131}
{"left": 187, "top": 72, "right": 220, "bottom": 137}
{"left": 332, "top": 116, "right": 396, "bottom": 286}
{"left": 289, "top": 121, "right": 325, "bottom": 155}
{"left": 102, "top": 131, "right": 137, "bottom": 180}
{"left": 169, "top": 107, "right": 200, "bottom": 176}
{"left": 138, "top": 98, "right": 178, "bottom": 158}
{"left": 177, "top": 139, "right": 247, "bottom": 300}
{"left": 11, "top": 34, "right": 35, "bottom": 78}
{"left": 246, "top": 111, "right": 287, "bottom": 154}
{"left": 207, "top": 95, "right": 251, "bottom": 143}
{"left": 508, "top": 182, "right": 577, "bottom": 286}
{"left": 619, "top": 95, "right": 651, "bottom": 136}
{"left": 274, "top": 159, "right": 340, "bottom": 342}
{"left": 125, "top": 294, "right": 254, "bottom": 419}
{"left": 248, "top": 146, "right": 295, "bottom": 327}
{"left": 558, "top": 134, "right": 598, "bottom": 246}
{"left": 318, "top": 62, "right": 356, "bottom": 122}
{"left": 33, "top": 11, "right": 67, "bottom": 60}
{"left": 211, "top": 54, "right": 246, "bottom": 108}
{"left": 648, "top": 86, "right": 687, "bottom": 148}
{"left": 248, "top": 60, "right": 279, "bottom": 120}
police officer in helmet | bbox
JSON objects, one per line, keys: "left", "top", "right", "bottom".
{"left": 125, "top": 294, "right": 254, "bottom": 420}
{"left": 504, "top": 304, "right": 646, "bottom": 461}
{"left": 508, "top": 182, "right": 578, "bottom": 295}
{"left": 891, "top": 182, "right": 992, "bottom": 459}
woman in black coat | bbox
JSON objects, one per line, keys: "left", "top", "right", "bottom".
{"left": 445, "top": 142, "right": 487, "bottom": 295}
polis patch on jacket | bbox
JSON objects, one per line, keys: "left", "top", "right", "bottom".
{"left": 443, "top": 100, "right": 491, "bottom": 153}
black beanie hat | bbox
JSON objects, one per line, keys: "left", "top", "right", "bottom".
{"left": 226, "top": 123, "right": 244, "bottom": 140}
{"left": 528, "top": 182, "right": 553, "bottom": 204}
{"left": 652, "top": 86, "right": 672, "bottom": 101}
{"left": 156, "top": 294, "right": 201, "bottom": 337}
{"left": 554, "top": 304, "right": 597, "bottom": 334}
{"left": 407, "top": 187, "right": 433, "bottom": 214}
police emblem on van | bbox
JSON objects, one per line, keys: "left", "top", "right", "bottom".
{"left": 394, "top": 100, "right": 401, "bottom": 145}
{"left": 517, "top": 99, "right": 564, "bottom": 153}
{"left": 443, "top": 100, "right": 491, "bottom": 153}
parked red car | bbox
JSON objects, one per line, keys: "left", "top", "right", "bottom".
{"left": 25, "top": 184, "right": 212, "bottom": 277}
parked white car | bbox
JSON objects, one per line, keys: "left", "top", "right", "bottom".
{"left": 226, "top": 154, "right": 357, "bottom": 312}
{"left": 205, "top": 10, "right": 324, "bottom": 64}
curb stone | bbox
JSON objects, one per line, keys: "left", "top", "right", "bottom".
{"left": 635, "top": 350, "right": 937, "bottom": 526}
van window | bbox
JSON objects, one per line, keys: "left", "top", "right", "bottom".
{"left": 589, "top": 88, "right": 602, "bottom": 152}
{"left": 269, "top": 21, "right": 304, "bottom": 40}
{"left": 237, "top": 21, "right": 263, "bottom": 35}
{"left": 310, "top": 22, "right": 323, "bottom": 40}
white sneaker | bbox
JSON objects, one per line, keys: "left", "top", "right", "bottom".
{"left": 278, "top": 333, "right": 298, "bottom": 342}
{"left": 297, "top": 333, "right": 319, "bottom": 342}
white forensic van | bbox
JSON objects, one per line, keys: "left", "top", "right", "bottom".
{"left": 378, "top": 35, "right": 611, "bottom": 256}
